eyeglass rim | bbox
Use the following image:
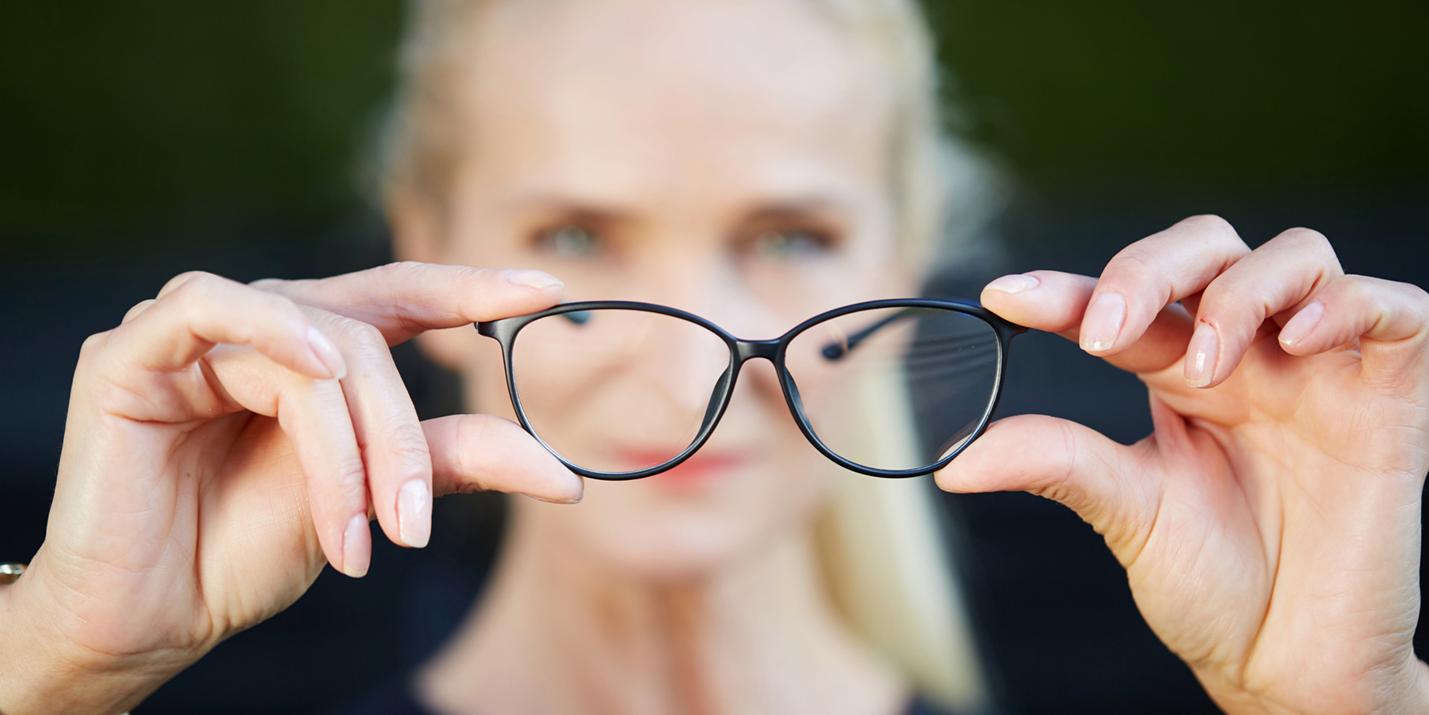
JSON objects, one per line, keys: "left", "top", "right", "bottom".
{"left": 475, "top": 298, "right": 1026, "bottom": 480}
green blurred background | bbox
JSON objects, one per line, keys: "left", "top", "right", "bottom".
{"left": 5, "top": 1, "right": 1424, "bottom": 248}
{"left": 2, "top": 2, "right": 1425, "bottom": 714}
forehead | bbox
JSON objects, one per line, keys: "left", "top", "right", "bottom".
{"left": 452, "top": 0, "right": 895, "bottom": 204}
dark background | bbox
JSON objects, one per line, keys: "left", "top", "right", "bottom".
{"left": 3, "top": 2, "right": 1426, "bottom": 713}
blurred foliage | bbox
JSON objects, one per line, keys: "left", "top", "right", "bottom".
{"left": 927, "top": 1, "right": 1429, "bottom": 189}
{"left": 1, "top": 1, "right": 402, "bottom": 242}
{"left": 2, "top": 1, "right": 1425, "bottom": 247}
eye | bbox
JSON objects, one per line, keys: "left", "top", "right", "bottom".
{"left": 745, "top": 228, "right": 837, "bottom": 260}
{"left": 531, "top": 224, "right": 603, "bottom": 258}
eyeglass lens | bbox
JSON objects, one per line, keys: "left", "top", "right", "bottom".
{"left": 783, "top": 306, "right": 999, "bottom": 471}
{"left": 508, "top": 306, "right": 999, "bottom": 475}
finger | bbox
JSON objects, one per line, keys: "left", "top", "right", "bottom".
{"left": 422, "top": 414, "right": 583, "bottom": 503}
{"left": 121, "top": 299, "right": 155, "bottom": 324}
{"left": 251, "top": 261, "right": 565, "bottom": 346}
{"left": 1277, "top": 274, "right": 1429, "bottom": 382}
{"left": 104, "top": 271, "right": 346, "bottom": 380}
{"left": 1078, "top": 215, "right": 1249, "bottom": 356}
{"left": 1184, "top": 227, "right": 1343, "bottom": 387}
{"left": 309, "top": 309, "right": 433, "bottom": 549}
{"left": 934, "top": 413, "right": 1159, "bottom": 563}
{"left": 279, "top": 378, "right": 372, "bottom": 578}
{"left": 199, "top": 343, "right": 372, "bottom": 578}
{"left": 982, "top": 270, "right": 1194, "bottom": 374}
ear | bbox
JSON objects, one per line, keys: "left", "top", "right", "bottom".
{"left": 387, "top": 193, "right": 477, "bottom": 372}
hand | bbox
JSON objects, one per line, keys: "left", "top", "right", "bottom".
{"left": 940, "top": 216, "right": 1429, "bottom": 714}
{"left": 0, "top": 262, "right": 583, "bottom": 715}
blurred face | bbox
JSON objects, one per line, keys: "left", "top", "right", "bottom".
{"left": 407, "top": 0, "right": 912, "bottom": 579}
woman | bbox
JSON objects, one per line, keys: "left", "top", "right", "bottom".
{"left": 3, "top": 1, "right": 1427, "bottom": 714}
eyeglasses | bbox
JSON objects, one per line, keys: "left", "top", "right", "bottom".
{"left": 476, "top": 299, "right": 1024, "bottom": 480}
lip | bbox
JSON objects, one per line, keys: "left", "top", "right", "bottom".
{"left": 612, "top": 447, "right": 752, "bottom": 489}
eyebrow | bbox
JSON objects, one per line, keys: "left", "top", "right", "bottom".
{"left": 500, "top": 193, "right": 633, "bottom": 229}
{"left": 499, "top": 191, "right": 858, "bottom": 227}
{"left": 737, "top": 195, "right": 857, "bottom": 224}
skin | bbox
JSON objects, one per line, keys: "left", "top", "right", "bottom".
{"left": 397, "top": 3, "right": 909, "bottom": 712}
{"left": 1, "top": 1, "right": 1427, "bottom": 714}
{"left": 957, "top": 222, "right": 1429, "bottom": 714}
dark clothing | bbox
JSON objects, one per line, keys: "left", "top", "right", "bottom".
{"left": 341, "top": 678, "right": 963, "bottom": 715}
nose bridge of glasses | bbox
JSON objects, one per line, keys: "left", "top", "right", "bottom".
{"left": 733, "top": 338, "right": 782, "bottom": 363}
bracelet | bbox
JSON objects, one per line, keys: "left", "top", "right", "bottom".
{"left": 0, "top": 562, "right": 23, "bottom": 585}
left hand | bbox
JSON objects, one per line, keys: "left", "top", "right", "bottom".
{"left": 938, "top": 215, "right": 1429, "bottom": 714}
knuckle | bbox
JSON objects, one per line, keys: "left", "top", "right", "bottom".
{"left": 453, "top": 416, "right": 494, "bottom": 487}
{"left": 160, "top": 270, "right": 220, "bottom": 298}
{"left": 259, "top": 289, "right": 304, "bottom": 320}
{"left": 170, "top": 271, "right": 232, "bottom": 307}
{"left": 1274, "top": 227, "right": 1335, "bottom": 258}
{"left": 1330, "top": 274, "right": 1371, "bottom": 302}
{"left": 77, "top": 331, "right": 112, "bottom": 363}
{"left": 386, "top": 423, "right": 433, "bottom": 480}
{"left": 453, "top": 264, "right": 495, "bottom": 284}
{"left": 319, "top": 315, "right": 386, "bottom": 361}
{"left": 378, "top": 260, "right": 426, "bottom": 284}
{"left": 1337, "top": 276, "right": 1392, "bottom": 323}
{"left": 1105, "top": 246, "right": 1158, "bottom": 284}
{"left": 1179, "top": 214, "right": 1243, "bottom": 246}
{"left": 335, "top": 316, "right": 385, "bottom": 347}
{"left": 121, "top": 299, "right": 155, "bottom": 324}
{"left": 333, "top": 454, "right": 370, "bottom": 497}
{"left": 248, "top": 277, "right": 287, "bottom": 294}
{"left": 1410, "top": 283, "right": 1429, "bottom": 311}
{"left": 1197, "top": 281, "right": 1250, "bottom": 317}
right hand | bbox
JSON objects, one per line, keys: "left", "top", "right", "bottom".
{"left": 0, "top": 261, "right": 582, "bottom": 714}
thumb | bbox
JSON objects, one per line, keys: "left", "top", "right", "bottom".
{"left": 421, "top": 414, "right": 583, "bottom": 504}
{"left": 935, "top": 414, "right": 1161, "bottom": 562}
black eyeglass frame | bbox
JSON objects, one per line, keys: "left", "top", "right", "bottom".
{"left": 476, "top": 299, "right": 1025, "bottom": 480}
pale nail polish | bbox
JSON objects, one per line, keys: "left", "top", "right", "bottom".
{"left": 1080, "top": 292, "right": 1126, "bottom": 352}
{"left": 342, "top": 514, "right": 371, "bottom": 578}
{"left": 984, "top": 273, "right": 1041, "bottom": 295}
{"left": 397, "top": 480, "right": 432, "bottom": 548}
{"left": 504, "top": 269, "right": 564, "bottom": 291}
{"left": 532, "top": 488, "right": 583, "bottom": 505}
{"left": 306, "top": 327, "right": 347, "bottom": 380}
{"left": 1278, "top": 300, "right": 1325, "bottom": 347}
{"left": 1185, "top": 322, "right": 1219, "bottom": 388}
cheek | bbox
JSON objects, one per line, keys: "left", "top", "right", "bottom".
{"left": 462, "top": 343, "right": 517, "bottom": 420}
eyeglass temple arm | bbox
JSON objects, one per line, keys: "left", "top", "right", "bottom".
{"left": 818, "top": 308, "right": 919, "bottom": 361}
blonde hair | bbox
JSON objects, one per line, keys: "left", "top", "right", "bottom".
{"left": 378, "top": 0, "right": 992, "bottom": 710}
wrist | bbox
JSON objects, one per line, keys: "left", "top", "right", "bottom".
{"left": 1193, "top": 658, "right": 1429, "bottom": 715}
{"left": 0, "top": 561, "right": 191, "bottom": 715}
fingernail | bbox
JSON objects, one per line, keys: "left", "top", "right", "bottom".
{"left": 341, "top": 514, "right": 371, "bottom": 578}
{"left": 1185, "top": 322, "right": 1219, "bottom": 388}
{"left": 397, "top": 480, "right": 432, "bottom": 548}
{"left": 306, "top": 327, "right": 347, "bottom": 380}
{"left": 1080, "top": 292, "right": 1126, "bottom": 352}
{"left": 984, "top": 273, "right": 1041, "bottom": 295}
{"left": 532, "top": 476, "right": 583, "bottom": 504}
{"left": 1278, "top": 300, "right": 1325, "bottom": 347}
{"left": 504, "top": 269, "right": 564, "bottom": 291}
{"left": 532, "top": 490, "right": 582, "bottom": 505}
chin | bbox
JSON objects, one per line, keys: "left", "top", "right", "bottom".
{"left": 577, "top": 505, "right": 770, "bottom": 584}
{"left": 561, "top": 469, "right": 828, "bottom": 584}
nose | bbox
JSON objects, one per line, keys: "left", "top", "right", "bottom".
{"left": 626, "top": 251, "right": 788, "bottom": 411}
{"left": 636, "top": 253, "right": 784, "bottom": 339}
{"left": 640, "top": 320, "right": 732, "bottom": 415}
